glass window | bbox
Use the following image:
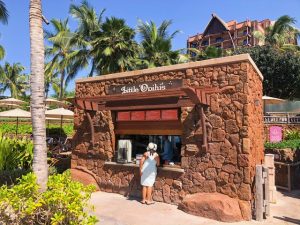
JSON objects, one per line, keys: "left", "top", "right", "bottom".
{"left": 215, "top": 37, "right": 224, "bottom": 43}
{"left": 190, "top": 42, "right": 198, "bottom": 48}
{"left": 115, "top": 134, "right": 181, "bottom": 164}
{"left": 202, "top": 40, "right": 208, "bottom": 46}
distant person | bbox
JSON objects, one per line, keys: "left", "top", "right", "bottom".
{"left": 140, "top": 142, "right": 160, "bottom": 205}
{"left": 161, "top": 136, "right": 173, "bottom": 165}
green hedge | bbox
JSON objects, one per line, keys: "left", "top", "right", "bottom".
{"left": 264, "top": 139, "right": 300, "bottom": 150}
{"left": 0, "top": 123, "right": 74, "bottom": 136}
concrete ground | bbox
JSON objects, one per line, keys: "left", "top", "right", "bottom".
{"left": 90, "top": 190, "right": 300, "bottom": 225}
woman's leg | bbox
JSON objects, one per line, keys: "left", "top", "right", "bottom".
{"left": 142, "top": 186, "right": 147, "bottom": 203}
{"left": 146, "top": 186, "right": 153, "bottom": 202}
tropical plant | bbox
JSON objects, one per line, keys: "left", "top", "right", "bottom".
{"left": 137, "top": 20, "right": 180, "bottom": 67}
{"left": 285, "top": 130, "right": 300, "bottom": 140}
{"left": 234, "top": 45, "right": 300, "bottom": 99}
{"left": 265, "top": 139, "right": 300, "bottom": 150}
{"left": 29, "top": 0, "right": 48, "bottom": 191}
{"left": 188, "top": 46, "right": 223, "bottom": 61}
{"left": 69, "top": 0, "right": 105, "bottom": 77}
{"left": 0, "top": 62, "right": 28, "bottom": 98}
{"left": 44, "top": 61, "right": 60, "bottom": 98}
{"left": 254, "top": 15, "right": 300, "bottom": 48}
{"left": 0, "top": 135, "right": 33, "bottom": 171}
{"left": 91, "top": 17, "right": 140, "bottom": 74}
{"left": 45, "top": 19, "right": 84, "bottom": 100}
{"left": 0, "top": 171, "right": 98, "bottom": 225}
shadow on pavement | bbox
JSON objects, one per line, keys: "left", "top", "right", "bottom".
{"left": 273, "top": 216, "right": 300, "bottom": 225}
{"left": 279, "top": 190, "right": 300, "bottom": 199}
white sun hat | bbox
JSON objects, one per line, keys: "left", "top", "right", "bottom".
{"left": 147, "top": 142, "right": 157, "bottom": 151}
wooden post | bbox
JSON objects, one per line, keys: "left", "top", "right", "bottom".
{"left": 287, "top": 164, "right": 291, "bottom": 191}
{"left": 263, "top": 166, "right": 270, "bottom": 217}
{"left": 256, "top": 165, "right": 264, "bottom": 221}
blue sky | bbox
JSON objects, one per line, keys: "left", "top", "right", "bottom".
{"left": 1, "top": 0, "right": 300, "bottom": 95}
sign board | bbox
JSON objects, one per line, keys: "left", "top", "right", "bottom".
{"left": 269, "top": 126, "right": 283, "bottom": 143}
{"left": 108, "top": 79, "right": 183, "bottom": 95}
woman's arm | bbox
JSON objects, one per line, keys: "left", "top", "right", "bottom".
{"left": 155, "top": 153, "right": 160, "bottom": 167}
{"left": 139, "top": 153, "right": 147, "bottom": 176}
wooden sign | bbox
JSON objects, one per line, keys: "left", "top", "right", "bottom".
{"left": 108, "top": 79, "right": 183, "bottom": 95}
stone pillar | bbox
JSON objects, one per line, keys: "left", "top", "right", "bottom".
{"left": 264, "top": 154, "right": 277, "bottom": 203}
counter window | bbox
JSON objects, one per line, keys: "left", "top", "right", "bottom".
{"left": 115, "top": 135, "right": 181, "bottom": 166}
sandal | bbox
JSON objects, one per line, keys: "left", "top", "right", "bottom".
{"left": 146, "top": 201, "right": 155, "bottom": 205}
{"left": 141, "top": 200, "right": 146, "bottom": 204}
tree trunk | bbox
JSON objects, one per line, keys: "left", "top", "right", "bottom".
{"left": 29, "top": 0, "right": 48, "bottom": 191}
{"left": 59, "top": 70, "right": 65, "bottom": 100}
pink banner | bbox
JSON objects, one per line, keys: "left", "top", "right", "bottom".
{"left": 269, "top": 126, "right": 283, "bottom": 143}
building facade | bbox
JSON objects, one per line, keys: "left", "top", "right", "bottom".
{"left": 72, "top": 54, "right": 264, "bottom": 222}
{"left": 187, "top": 14, "right": 272, "bottom": 51}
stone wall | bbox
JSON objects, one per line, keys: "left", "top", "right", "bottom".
{"left": 72, "top": 55, "right": 264, "bottom": 220}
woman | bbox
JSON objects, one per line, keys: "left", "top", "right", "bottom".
{"left": 140, "top": 142, "right": 160, "bottom": 204}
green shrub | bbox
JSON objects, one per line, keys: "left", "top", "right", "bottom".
{"left": 0, "top": 135, "right": 33, "bottom": 171}
{"left": 285, "top": 130, "right": 300, "bottom": 140}
{"left": 0, "top": 171, "right": 98, "bottom": 225}
{"left": 265, "top": 139, "right": 300, "bottom": 149}
{"left": 0, "top": 169, "right": 30, "bottom": 186}
{"left": 0, "top": 123, "right": 74, "bottom": 136}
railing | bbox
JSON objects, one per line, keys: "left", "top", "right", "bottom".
{"left": 264, "top": 112, "right": 300, "bottom": 124}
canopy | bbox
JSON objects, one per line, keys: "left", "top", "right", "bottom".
{"left": 45, "top": 108, "right": 74, "bottom": 119}
{"left": 45, "top": 108, "right": 74, "bottom": 138}
{"left": 262, "top": 96, "right": 286, "bottom": 105}
{"left": 0, "top": 108, "right": 31, "bottom": 118}
{"left": 0, "top": 108, "right": 31, "bottom": 135}
{"left": 0, "top": 98, "right": 26, "bottom": 105}
{"left": 45, "top": 98, "right": 68, "bottom": 107}
{"left": 0, "top": 103, "right": 21, "bottom": 108}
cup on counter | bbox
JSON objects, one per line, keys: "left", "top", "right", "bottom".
{"left": 135, "top": 154, "right": 143, "bottom": 165}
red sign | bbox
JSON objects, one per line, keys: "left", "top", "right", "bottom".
{"left": 146, "top": 110, "right": 161, "bottom": 120}
{"left": 161, "top": 109, "right": 178, "bottom": 120}
{"left": 131, "top": 111, "right": 145, "bottom": 121}
{"left": 117, "top": 109, "right": 178, "bottom": 121}
{"left": 269, "top": 126, "right": 283, "bottom": 143}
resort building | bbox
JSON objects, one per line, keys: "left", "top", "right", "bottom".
{"left": 187, "top": 14, "right": 272, "bottom": 51}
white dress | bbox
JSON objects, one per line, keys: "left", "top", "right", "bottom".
{"left": 141, "top": 152, "right": 158, "bottom": 187}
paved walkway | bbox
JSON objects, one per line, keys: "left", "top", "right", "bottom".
{"left": 90, "top": 190, "right": 300, "bottom": 225}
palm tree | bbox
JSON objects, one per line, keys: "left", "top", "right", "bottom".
{"left": 69, "top": 0, "right": 105, "bottom": 77}
{"left": 29, "top": 0, "right": 48, "bottom": 191}
{"left": 45, "top": 19, "right": 83, "bottom": 100}
{"left": 254, "top": 15, "right": 300, "bottom": 48}
{"left": 0, "top": 0, "right": 8, "bottom": 60}
{"left": 137, "top": 20, "right": 180, "bottom": 67}
{"left": 0, "top": 62, "right": 28, "bottom": 98}
{"left": 188, "top": 46, "right": 223, "bottom": 61}
{"left": 91, "top": 17, "right": 140, "bottom": 74}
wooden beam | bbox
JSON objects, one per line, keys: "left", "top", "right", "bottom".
{"left": 98, "top": 99, "right": 195, "bottom": 111}
{"left": 86, "top": 112, "right": 95, "bottom": 146}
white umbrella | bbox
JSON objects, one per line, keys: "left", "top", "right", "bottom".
{"left": 262, "top": 96, "right": 286, "bottom": 105}
{"left": 0, "top": 98, "right": 26, "bottom": 105}
{"left": 0, "top": 103, "right": 22, "bottom": 109}
{"left": 0, "top": 108, "right": 31, "bottom": 135}
{"left": 45, "top": 108, "right": 74, "bottom": 138}
{"left": 262, "top": 96, "right": 286, "bottom": 114}
{"left": 45, "top": 98, "right": 68, "bottom": 107}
